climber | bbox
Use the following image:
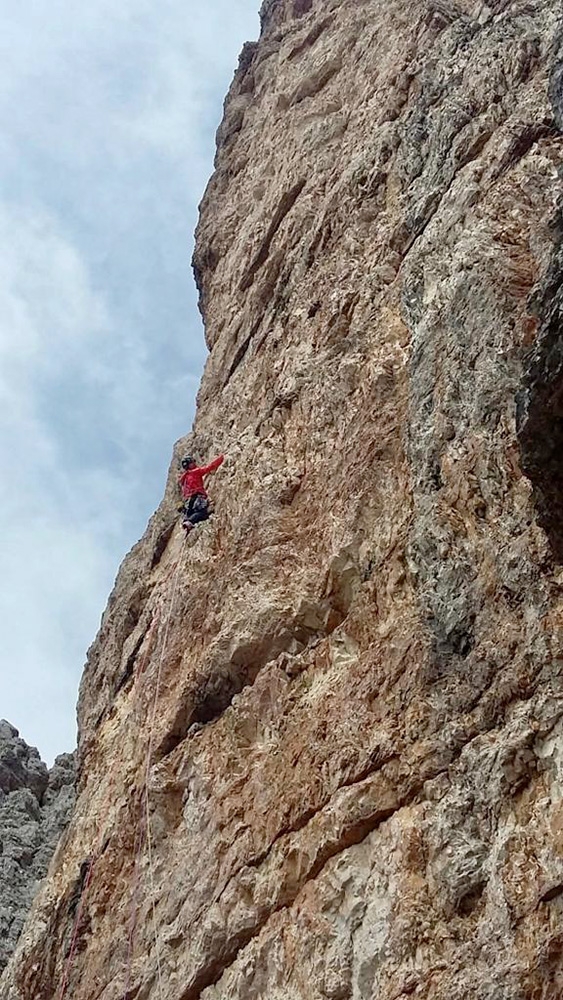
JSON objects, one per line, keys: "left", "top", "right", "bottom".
{"left": 178, "top": 453, "right": 224, "bottom": 533}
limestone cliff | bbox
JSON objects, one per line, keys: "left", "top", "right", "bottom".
{"left": 3, "top": 0, "right": 563, "bottom": 998}
{"left": 0, "top": 722, "right": 75, "bottom": 975}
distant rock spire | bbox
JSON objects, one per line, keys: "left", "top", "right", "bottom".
{"left": 0, "top": 723, "right": 75, "bottom": 973}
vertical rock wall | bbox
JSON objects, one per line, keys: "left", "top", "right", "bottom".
{"left": 3, "top": 1, "right": 563, "bottom": 999}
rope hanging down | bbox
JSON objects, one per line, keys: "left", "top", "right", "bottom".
{"left": 58, "top": 533, "right": 187, "bottom": 1000}
{"left": 142, "top": 534, "right": 186, "bottom": 998}
{"left": 122, "top": 788, "right": 148, "bottom": 1000}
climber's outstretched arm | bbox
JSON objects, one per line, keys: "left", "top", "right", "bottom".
{"left": 199, "top": 454, "right": 224, "bottom": 477}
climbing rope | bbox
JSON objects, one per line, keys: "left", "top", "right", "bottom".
{"left": 58, "top": 531, "right": 187, "bottom": 1000}
{"left": 58, "top": 854, "right": 95, "bottom": 1000}
{"left": 57, "top": 755, "right": 119, "bottom": 1000}
{"left": 142, "top": 532, "right": 186, "bottom": 999}
{"left": 122, "top": 793, "right": 147, "bottom": 1000}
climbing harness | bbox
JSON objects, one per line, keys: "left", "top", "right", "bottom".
{"left": 58, "top": 532, "right": 187, "bottom": 1000}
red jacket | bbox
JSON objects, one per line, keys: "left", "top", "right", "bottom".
{"left": 179, "top": 455, "right": 224, "bottom": 499}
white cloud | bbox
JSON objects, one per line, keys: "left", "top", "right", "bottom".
{"left": 0, "top": 205, "right": 110, "bottom": 363}
{"left": 0, "top": 209, "right": 123, "bottom": 766}
{"left": 0, "top": 0, "right": 260, "bottom": 763}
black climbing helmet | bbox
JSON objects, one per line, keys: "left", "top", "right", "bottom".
{"left": 181, "top": 456, "right": 195, "bottom": 470}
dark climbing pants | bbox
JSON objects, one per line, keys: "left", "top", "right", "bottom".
{"left": 182, "top": 493, "right": 210, "bottom": 527}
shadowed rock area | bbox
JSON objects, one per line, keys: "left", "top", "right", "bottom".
{"left": 3, "top": 1, "right": 563, "bottom": 998}
{"left": 0, "top": 721, "right": 75, "bottom": 974}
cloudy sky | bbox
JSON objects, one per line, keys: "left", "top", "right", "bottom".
{"left": 0, "top": 0, "right": 260, "bottom": 764}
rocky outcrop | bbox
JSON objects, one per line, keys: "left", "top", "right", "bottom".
{"left": 0, "top": 721, "right": 75, "bottom": 974}
{"left": 3, "top": 1, "right": 563, "bottom": 999}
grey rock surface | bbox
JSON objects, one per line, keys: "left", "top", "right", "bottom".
{"left": 0, "top": 721, "right": 75, "bottom": 973}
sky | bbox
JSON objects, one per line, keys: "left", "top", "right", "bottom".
{"left": 0, "top": 0, "right": 261, "bottom": 765}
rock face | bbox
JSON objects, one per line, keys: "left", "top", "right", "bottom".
{"left": 0, "top": 721, "right": 75, "bottom": 974}
{"left": 3, "top": 0, "right": 563, "bottom": 998}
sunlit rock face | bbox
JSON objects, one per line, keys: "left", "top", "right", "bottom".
{"left": 3, "top": 1, "right": 563, "bottom": 998}
{"left": 0, "top": 721, "right": 75, "bottom": 974}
